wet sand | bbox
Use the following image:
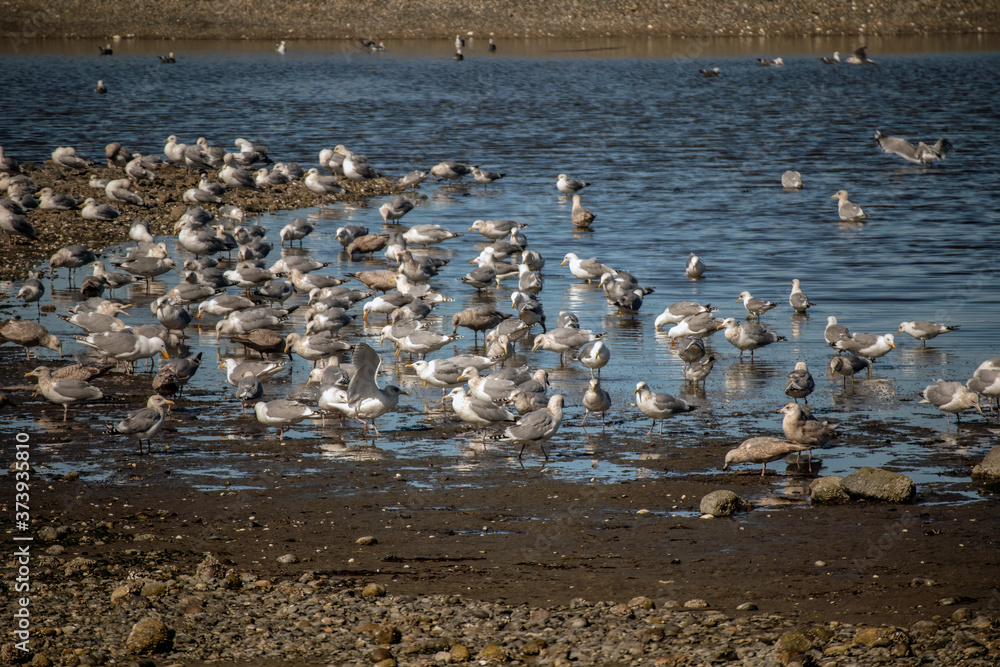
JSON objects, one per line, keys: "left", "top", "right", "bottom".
{"left": 2, "top": 0, "right": 996, "bottom": 41}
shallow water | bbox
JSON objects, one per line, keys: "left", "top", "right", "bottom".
{"left": 1, "top": 39, "right": 998, "bottom": 500}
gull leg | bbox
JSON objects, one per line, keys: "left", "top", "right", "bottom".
{"left": 580, "top": 410, "right": 590, "bottom": 428}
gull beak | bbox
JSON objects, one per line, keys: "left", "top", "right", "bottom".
{"left": 165, "top": 400, "right": 175, "bottom": 406}
{"left": 830, "top": 193, "right": 838, "bottom": 199}
{"left": 717, "top": 323, "right": 725, "bottom": 330}
{"left": 161, "top": 350, "right": 170, "bottom": 359}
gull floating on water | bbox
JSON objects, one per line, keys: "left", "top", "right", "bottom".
{"left": 873, "top": 130, "right": 951, "bottom": 166}
{"left": 845, "top": 45, "right": 876, "bottom": 65}
{"left": 276, "top": 41, "right": 286, "bottom": 54}
{"left": 757, "top": 57, "right": 784, "bottom": 67}
{"left": 820, "top": 51, "right": 840, "bottom": 64}
{"left": 94, "top": 79, "right": 107, "bottom": 94}
{"left": 685, "top": 253, "right": 705, "bottom": 279}
{"left": 781, "top": 170, "right": 802, "bottom": 189}
{"left": 698, "top": 67, "right": 720, "bottom": 77}
{"left": 832, "top": 190, "right": 867, "bottom": 221}
{"left": 570, "top": 194, "right": 595, "bottom": 229}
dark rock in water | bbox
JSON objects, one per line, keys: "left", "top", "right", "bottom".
{"left": 971, "top": 445, "right": 1000, "bottom": 480}
{"left": 699, "top": 489, "right": 752, "bottom": 517}
{"left": 842, "top": 467, "right": 915, "bottom": 503}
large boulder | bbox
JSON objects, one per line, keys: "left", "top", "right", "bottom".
{"left": 699, "top": 490, "right": 752, "bottom": 517}
{"left": 971, "top": 445, "right": 1000, "bottom": 480}
{"left": 808, "top": 476, "right": 850, "bottom": 504}
{"left": 125, "top": 616, "right": 172, "bottom": 654}
{"left": 842, "top": 467, "right": 915, "bottom": 503}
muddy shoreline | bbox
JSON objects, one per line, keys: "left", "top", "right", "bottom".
{"left": 2, "top": 0, "right": 998, "bottom": 41}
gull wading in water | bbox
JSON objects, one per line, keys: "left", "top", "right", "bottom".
{"left": 580, "top": 378, "right": 612, "bottom": 429}
{"left": 633, "top": 381, "right": 695, "bottom": 435}
{"left": 723, "top": 437, "right": 811, "bottom": 477}
{"left": 556, "top": 173, "right": 591, "bottom": 195}
{"left": 107, "top": 395, "right": 174, "bottom": 454}
{"left": 921, "top": 380, "right": 981, "bottom": 430}
{"left": 897, "top": 321, "right": 960, "bottom": 347}
{"left": 685, "top": 253, "right": 705, "bottom": 279}
{"left": 347, "top": 342, "right": 408, "bottom": 435}
{"left": 788, "top": 279, "right": 814, "bottom": 314}
{"left": 501, "top": 393, "right": 565, "bottom": 459}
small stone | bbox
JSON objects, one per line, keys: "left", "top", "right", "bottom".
{"left": 814, "top": 560, "right": 826, "bottom": 567}
{"left": 823, "top": 644, "right": 850, "bottom": 656}
{"left": 196, "top": 553, "right": 223, "bottom": 581}
{"left": 362, "top": 583, "right": 387, "bottom": 598}
{"left": 699, "top": 489, "right": 752, "bottom": 517}
{"left": 808, "top": 476, "right": 850, "bottom": 504}
{"left": 683, "top": 599, "right": 708, "bottom": 609}
{"left": 374, "top": 624, "right": 401, "bottom": 645}
{"left": 140, "top": 582, "right": 166, "bottom": 597}
{"left": 776, "top": 631, "right": 813, "bottom": 658}
{"left": 125, "top": 616, "right": 172, "bottom": 654}
{"left": 356, "top": 535, "right": 378, "bottom": 545}
{"left": 112, "top": 586, "right": 132, "bottom": 605}
{"left": 628, "top": 596, "right": 655, "bottom": 610}
{"left": 476, "top": 643, "right": 507, "bottom": 663}
{"left": 44, "top": 544, "right": 64, "bottom": 556}
{"left": 521, "top": 639, "right": 547, "bottom": 656}
{"left": 370, "top": 647, "right": 392, "bottom": 662}
{"left": 449, "top": 644, "right": 471, "bottom": 661}
{"left": 37, "top": 526, "right": 58, "bottom": 541}
{"left": 951, "top": 607, "right": 973, "bottom": 622}
{"left": 854, "top": 627, "right": 889, "bottom": 647}
{"left": 910, "top": 620, "right": 939, "bottom": 634}
{"left": 736, "top": 602, "right": 758, "bottom": 611}
{"left": 971, "top": 444, "right": 1000, "bottom": 479}
{"left": 276, "top": 553, "right": 298, "bottom": 564}
{"left": 968, "top": 616, "right": 994, "bottom": 629}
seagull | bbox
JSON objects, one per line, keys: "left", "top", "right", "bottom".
{"left": 677, "top": 336, "right": 705, "bottom": 367}
{"left": 560, "top": 252, "right": 612, "bottom": 283}
{"left": 304, "top": 167, "right": 345, "bottom": 206}
{"left": 967, "top": 369, "right": 1000, "bottom": 416}
{"left": 17, "top": 271, "right": 44, "bottom": 317}
{"left": 1, "top": 201, "right": 37, "bottom": 244}
{"left": 254, "top": 399, "right": 318, "bottom": 439}
{"left": 98, "top": 44, "right": 113, "bottom": 55}
{"left": 501, "top": 394, "right": 565, "bottom": 459}
{"left": 921, "top": 380, "right": 981, "bottom": 429}
{"left": 634, "top": 382, "right": 695, "bottom": 435}
{"left": 556, "top": 173, "right": 591, "bottom": 195}
{"left": 781, "top": 170, "right": 802, "bottom": 189}
{"left": 699, "top": 67, "right": 721, "bottom": 77}
{"left": 654, "top": 301, "right": 715, "bottom": 330}
{"left": 430, "top": 161, "right": 474, "bottom": 181}
{"left": 80, "top": 197, "right": 120, "bottom": 221}
{"left": 784, "top": 362, "right": 816, "bottom": 403}
{"left": 570, "top": 194, "right": 595, "bottom": 229}
{"left": 737, "top": 290, "right": 778, "bottom": 319}
{"left": 1, "top": 319, "right": 63, "bottom": 359}
{"left": 683, "top": 355, "right": 717, "bottom": 386}
{"left": 159, "top": 52, "right": 176, "bottom": 63}
{"left": 94, "top": 79, "right": 107, "bottom": 94}
{"left": 832, "top": 190, "right": 867, "bottom": 221}
{"left": 666, "top": 312, "right": 725, "bottom": 341}
{"left": 829, "top": 354, "right": 871, "bottom": 387}
{"left": 379, "top": 196, "right": 415, "bottom": 225}
{"left": 402, "top": 224, "right": 462, "bottom": 246}
{"left": 874, "top": 130, "right": 952, "bottom": 165}
{"left": 447, "top": 387, "right": 516, "bottom": 443}
{"left": 580, "top": 378, "right": 612, "bottom": 429}
{"left": 718, "top": 318, "right": 785, "bottom": 360}
{"left": 472, "top": 167, "right": 505, "bottom": 189}
{"left": 276, "top": 41, "right": 286, "bottom": 54}
{"left": 77, "top": 331, "right": 168, "bottom": 374}
{"left": 107, "top": 395, "right": 174, "bottom": 453}
{"left": 788, "top": 279, "right": 814, "bottom": 314}
{"left": 26, "top": 366, "right": 103, "bottom": 421}
{"left": 398, "top": 170, "right": 430, "bottom": 189}
{"left": 833, "top": 332, "right": 895, "bottom": 369}
{"left": 347, "top": 342, "right": 408, "bottom": 435}
{"left": 685, "top": 253, "right": 705, "bottom": 279}
{"left": 820, "top": 51, "right": 840, "bottom": 64}
{"left": 575, "top": 340, "right": 610, "bottom": 377}
{"left": 779, "top": 402, "right": 837, "bottom": 458}
{"left": 105, "top": 178, "right": 144, "bottom": 206}
{"left": 723, "top": 437, "right": 812, "bottom": 477}
{"left": 469, "top": 219, "right": 526, "bottom": 240}
{"left": 845, "top": 45, "right": 876, "bottom": 65}
{"left": 897, "top": 321, "right": 959, "bottom": 347}
{"left": 532, "top": 327, "right": 602, "bottom": 364}
{"left": 757, "top": 57, "right": 784, "bottom": 66}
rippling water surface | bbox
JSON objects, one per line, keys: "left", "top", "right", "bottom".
{"left": 2, "top": 39, "right": 998, "bottom": 499}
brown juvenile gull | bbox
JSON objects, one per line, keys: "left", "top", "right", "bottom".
{"left": 784, "top": 361, "right": 816, "bottom": 403}
{"left": 737, "top": 290, "right": 778, "bottom": 319}
{"left": 633, "top": 381, "right": 695, "bottom": 435}
{"left": 832, "top": 190, "right": 867, "bottom": 221}
{"left": 921, "top": 380, "right": 981, "bottom": 429}
{"left": 897, "top": 321, "right": 959, "bottom": 347}
{"left": 779, "top": 402, "right": 837, "bottom": 448}
{"left": 581, "top": 378, "right": 612, "bottom": 429}
{"left": 873, "top": 130, "right": 951, "bottom": 166}
{"left": 723, "top": 437, "right": 811, "bottom": 477}
{"left": 501, "top": 393, "right": 565, "bottom": 459}
{"left": 107, "top": 395, "right": 174, "bottom": 454}
{"left": 1, "top": 319, "right": 63, "bottom": 360}
{"left": 253, "top": 399, "right": 318, "bottom": 439}
{"left": 570, "top": 194, "right": 596, "bottom": 229}
{"left": 788, "top": 279, "right": 814, "bottom": 314}
{"left": 347, "top": 342, "right": 408, "bottom": 435}
{"left": 26, "top": 366, "right": 103, "bottom": 421}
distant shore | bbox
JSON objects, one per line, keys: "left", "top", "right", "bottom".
{"left": 2, "top": 0, "right": 997, "bottom": 41}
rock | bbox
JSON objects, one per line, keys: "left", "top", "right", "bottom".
{"left": 196, "top": 553, "right": 223, "bottom": 581}
{"left": 37, "top": 526, "right": 58, "bottom": 541}
{"left": 362, "top": 583, "right": 387, "bottom": 598}
{"left": 854, "top": 627, "right": 891, "bottom": 647}
{"left": 140, "top": 581, "right": 166, "bottom": 597}
{"left": 356, "top": 535, "right": 378, "bottom": 545}
{"left": 683, "top": 599, "right": 708, "bottom": 609}
{"left": 373, "top": 624, "right": 401, "bottom": 644}
{"left": 370, "top": 647, "right": 392, "bottom": 662}
{"left": 44, "top": 544, "right": 64, "bottom": 555}
{"left": 842, "top": 467, "right": 916, "bottom": 503}
{"left": 125, "top": 616, "right": 172, "bottom": 654}
{"left": 775, "top": 631, "right": 813, "bottom": 662}
{"left": 276, "top": 553, "right": 298, "bottom": 564}
{"left": 521, "top": 639, "right": 547, "bottom": 656}
{"left": 110, "top": 585, "right": 132, "bottom": 604}
{"left": 971, "top": 445, "right": 1000, "bottom": 479}
{"left": 450, "top": 644, "right": 471, "bottom": 661}
{"left": 476, "top": 643, "right": 507, "bottom": 663}
{"left": 699, "top": 490, "right": 752, "bottom": 517}
{"left": 808, "top": 476, "right": 850, "bottom": 504}
{"left": 951, "top": 608, "right": 973, "bottom": 622}
{"left": 736, "top": 602, "right": 758, "bottom": 611}
{"left": 628, "top": 596, "right": 655, "bottom": 610}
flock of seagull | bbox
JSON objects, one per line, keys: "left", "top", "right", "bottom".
{"left": 0, "top": 44, "right": 993, "bottom": 474}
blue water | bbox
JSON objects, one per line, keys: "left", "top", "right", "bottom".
{"left": 1, "top": 40, "right": 998, "bottom": 499}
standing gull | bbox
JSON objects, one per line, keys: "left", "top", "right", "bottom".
{"left": 897, "top": 321, "right": 959, "bottom": 347}
{"left": 580, "top": 378, "right": 612, "bottom": 429}
{"left": 788, "top": 279, "right": 814, "bottom": 314}
{"left": 379, "top": 196, "right": 415, "bottom": 225}
{"left": 107, "top": 395, "right": 174, "bottom": 454}
{"left": 832, "top": 190, "right": 867, "bottom": 221}
{"left": 633, "top": 381, "right": 695, "bottom": 435}
{"left": 921, "top": 380, "right": 981, "bottom": 430}
{"left": 833, "top": 332, "right": 895, "bottom": 370}
{"left": 560, "top": 252, "right": 612, "bottom": 283}
{"left": 737, "top": 290, "right": 778, "bottom": 319}
{"left": 556, "top": 173, "right": 591, "bottom": 195}
{"left": 570, "top": 194, "right": 596, "bottom": 229}
{"left": 784, "top": 362, "right": 816, "bottom": 403}
{"left": 447, "top": 387, "right": 516, "bottom": 443}
{"left": 575, "top": 340, "right": 611, "bottom": 377}
{"left": 779, "top": 401, "right": 838, "bottom": 465}
{"left": 17, "top": 271, "right": 45, "bottom": 317}
{"left": 501, "top": 394, "right": 565, "bottom": 459}
{"left": 347, "top": 342, "right": 408, "bottom": 435}
{"left": 472, "top": 166, "right": 505, "bottom": 189}
{"left": 967, "top": 369, "right": 1000, "bottom": 416}
{"left": 26, "top": 366, "right": 103, "bottom": 421}
{"left": 718, "top": 318, "right": 785, "bottom": 360}
{"left": 1, "top": 319, "right": 63, "bottom": 359}
{"left": 829, "top": 354, "right": 870, "bottom": 387}
{"left": 723, "top": 437, "right": 811, "bottom": 477}
{"left": 253, "top": 399, "right": 318, "bottom": 439}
